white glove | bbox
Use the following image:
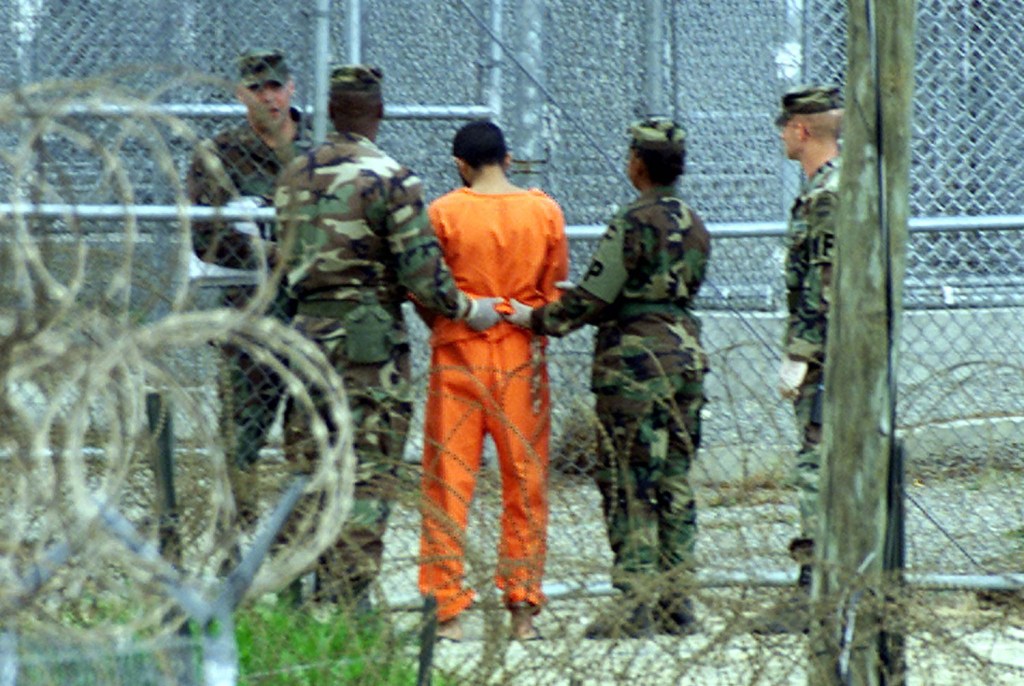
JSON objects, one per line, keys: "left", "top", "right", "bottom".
{"left": 554, "top": 280, "right": 575, "bottom": 290}
{"left": 778, "top": 357, "right": 809, "bottom": 399}
{"left": 505, "top": 299, "right": 534, "bottom": 328}
{"left": 464, "top": 297, "right": 502, "bottom": 332}
{"left": 226, "top": 196, "right": 265, "bottom": 238}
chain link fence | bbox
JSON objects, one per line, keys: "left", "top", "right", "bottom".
{"left": 1, "top": 0, "right": 1023, "bottom": 684}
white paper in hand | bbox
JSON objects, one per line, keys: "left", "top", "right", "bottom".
{"left": 226, "top": 196, "right": 265, "bottom": 238}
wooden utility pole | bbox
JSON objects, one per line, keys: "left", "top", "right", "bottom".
{"left": 809, "top": 1, "right": 915, "bottom": 684}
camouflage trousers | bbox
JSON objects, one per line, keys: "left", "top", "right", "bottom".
{"left": 218, "top": 287, "right": 293, "bottom": 536}
{"left": 593, "top": 368, "right": 705, "bottom": 598}
{"left": 280, "top": 313, "right": 412, "bottom": 605}
{"left": 792, "top": 364, "right": 824, "bottom": 542}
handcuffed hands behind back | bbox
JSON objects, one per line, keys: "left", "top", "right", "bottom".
{"left": 465, "top": 297, "right": 502, "bottom": 331}
{"left": 504, "top": 299, "right": 533, "bottom": 328}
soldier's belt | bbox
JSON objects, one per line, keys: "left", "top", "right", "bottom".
{"left": 295, "top": 299, "right": 361, "bottom": 318}
{"left": 296, "top": 297, "right": 401, "bottom": 322}
{"left": 617, "top": 302, "right": 689, "bottom": 318}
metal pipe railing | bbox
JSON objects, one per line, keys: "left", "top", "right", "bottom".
{"left": 4, "top": 203, "right": 1024, "bottom": 240}
{"left": 383, "top": 571, "right": 1024, "bottom": 612}
{"left": 39, "top": 102, "right": 494, "bottom": 120}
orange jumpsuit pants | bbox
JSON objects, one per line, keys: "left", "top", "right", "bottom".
{"left": 418, "top": 187, "right": 567, "bottom": 622}
{"left": 419, "top": 330, "right": 550, "bottom": 620}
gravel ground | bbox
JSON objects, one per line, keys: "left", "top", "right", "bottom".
{"left": 7, "top": 441, "right": 1021, "bottom": 683}
{"left": 377, "top": 465, "right": 1024, "bottom": 685}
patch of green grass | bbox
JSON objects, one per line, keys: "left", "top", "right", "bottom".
{"left": 235, "top": 602, "right": 423, "bottom": 685}
{"left": 1002, "top": 527, "right": 1024, "bottom": 545}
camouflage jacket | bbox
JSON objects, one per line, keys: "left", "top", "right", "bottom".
{"left": 274, "top": 131, "right": 467, "bottom": 320}
{"left": 531, "top": 185, "right": 711, "bottom": 388}
{"left": 186, "top": 108, "right": 312, "bottom": 270}
{"left": 783, "top": 157, "right": 840, "bottom": 365}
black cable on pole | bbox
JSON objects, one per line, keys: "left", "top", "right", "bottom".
{"left": 866, "top": 0, "right": 980, "bottom": 576}
{"left": 870, "top": 1, "right": 911, "bottom": 680}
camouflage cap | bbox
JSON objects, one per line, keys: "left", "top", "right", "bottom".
{"left": 237, "top": 49, "right": 290, "bottom": 88}
{"left": 628, "top": 117, "right": 686, "bottom": 154}
{"left": 330, "top": 64, "right": 384, "bottom": 94}
{"left": 776, "top": 84, "right": 843, "bottom": 125}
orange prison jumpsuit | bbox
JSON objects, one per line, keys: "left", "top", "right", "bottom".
{"left": 418, "top": 187, "right": 568, "bottom": 622}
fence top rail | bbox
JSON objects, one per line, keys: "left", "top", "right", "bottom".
{"left": 15, "top": 102, "right": 495, "bottom": 121}
{"left": 574, "top": 215, "right": 1024, "bottom": 239}
{"left": 3, "top": 203, "right": 1024, "bottom": 238}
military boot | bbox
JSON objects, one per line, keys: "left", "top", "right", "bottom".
{"left": 584, "top": 599, "right": 654, "bottom": 640}
{"left": 312, "top": 569, "right": 375, "bottom": 619}
{"left": 276, "top": 576, "right": 305, "bottom": 608}
{"left": 657, "top": 595, "right": 699, "bottom": 636}
{"left": 748, "top": 538, "right": 814, "bottom": 635}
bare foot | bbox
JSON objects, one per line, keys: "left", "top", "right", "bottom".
{"left": 436, "top": 616, "right": 463, "bottom": 642}
{"left": 510, "top": 604, "right": 541, "bottom": 641}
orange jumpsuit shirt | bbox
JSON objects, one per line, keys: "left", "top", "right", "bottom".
{"left": 418, "top": 187, "right": 568, "bottom": 621}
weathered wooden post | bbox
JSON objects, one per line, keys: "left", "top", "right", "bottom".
{"left": 809, "top": 0, "right": 915, "bottom": 684}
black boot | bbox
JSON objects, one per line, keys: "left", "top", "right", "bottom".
{"left": 749, "top": 539, "right": 814, "bottom": 635}
{"left": 657, "top": 595, "right": 699, "bottom": 636}
{"left": 276, "top": 576, "right": 304, "bottom": 608}
{"left": 338, "top": 577, "right": 375, "bottom": 619}
{"left": 313, "top": 572, "right": 374, "bottom": 618}
{"left": 584, "top": 600, "right": 654, "bottom": 639}
{"left": 748, "top": 569, "right": 810, "bottom": 635}
{"left": 797, "top": 563, "right": 812, "bottom": 589}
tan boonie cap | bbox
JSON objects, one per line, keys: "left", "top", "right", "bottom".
{"left": 776, "top": 84, "right": 843, "bottom": 125}
{"left": 628, "top": 117, "right": 686, "bottom": 154}
{"left": 330, "top": 64, "right": 384, "bottom": 94}
{"left": 237, "top": 49, "right": 291, "bottom": 88}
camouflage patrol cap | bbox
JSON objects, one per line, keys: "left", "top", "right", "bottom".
{"left": 330, "top": 64, "right": 384, "bottom": 94}
{"left": 237, "top": 49, "right": 291, "bottom": 88}
{"left": 628, "top": 117, "right": 686, "bottom": 154}
{"left": 776, "top": 84, "right": 843, "bottom": 125}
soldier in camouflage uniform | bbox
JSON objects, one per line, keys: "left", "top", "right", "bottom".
{"left": 751, "top": 84, "right": 843, "bottom": 635}
{"left": 507, "top": 118, "right": 710, "bottom": 638}
{"left": 186, "top": 49, "right": 312, "bottom": 539}
{"left": 274, "top": 64, "right": 500, "bottom": 612}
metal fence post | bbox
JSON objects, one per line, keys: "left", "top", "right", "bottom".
{"left": 644, "top": 0, "right": 666, "bottom": 117}
{"left": 0, "top": 631, "right": 17, "bottom": 686}
{"left": 416, "top": 595, "right": 438, "bottom": 686}
{"left": 312, "top": 0, "right": 331, "bottom": 144}
{"left": 146, "top": 392, "right": 181, "bottom": 567}
{"left": 202, "top": 611, "right": 238, "bottom": 686}
{"left": 510, "top": 0, "right": 546, "bottom": 181}
{"left": 145, "top": 391, "right": 198, "bottom": 683}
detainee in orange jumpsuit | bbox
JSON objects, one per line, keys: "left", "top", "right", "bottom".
{"left": 417, "top": 120, "right": 568, "bottom": 641}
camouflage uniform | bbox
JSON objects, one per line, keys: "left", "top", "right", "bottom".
{"left": 186, "top": 51, "right": 312, "bottom": 536}
{"left": 784, "top": 156, "right": 840, "bottom": 544}
{"left": 775, "top": 84, "right": 844, "bottom": 548}
{"left": 529, "top": 119, "right": 710, "bottom": 609}
{"left": 274, "top": 64, "right": 471, "bottom": 605}
{"left": 745, "top": 85, "right": 844, "bottom": 636}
